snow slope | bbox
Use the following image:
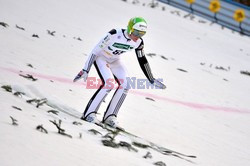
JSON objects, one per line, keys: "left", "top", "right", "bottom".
{"left": 1, "top": 0, "right": 250, "bottom": 166}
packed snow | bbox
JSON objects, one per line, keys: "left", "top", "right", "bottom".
{"left": 1, "top": 0, "right": 250, "bottom": 166}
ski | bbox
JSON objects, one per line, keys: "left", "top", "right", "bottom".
{"left": 95, "top": 121, "right": 196, "bottom": 159}
{"left": 150, "top": 144, "right": 197, "bottom": 158}
{"left": 94, "top": 121, "right": 138, "bottom": 138}
{"left": 44, "top": 102, "right": 196, "bottom": 160}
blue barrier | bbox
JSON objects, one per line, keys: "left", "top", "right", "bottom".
{"left": 158, "top": 0, "right": 250, "bottom": 36}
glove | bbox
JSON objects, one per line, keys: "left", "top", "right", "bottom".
{"left": 73, "top": 69, "right": 88, "bottom": 82}
{"left": 152, "top": 79, "right": 166, "bottom": 89}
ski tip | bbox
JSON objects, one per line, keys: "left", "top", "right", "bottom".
{"left": 163, "top": 150, "right": 172, "bottom": 154}
{"left": 163, "top": 150, "right": 197, "bottom": 158}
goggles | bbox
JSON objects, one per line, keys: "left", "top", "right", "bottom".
{"left": 131, "top": 29, "right": 146, "bottom": 38}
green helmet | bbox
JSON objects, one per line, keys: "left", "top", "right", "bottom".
{"left": 127, "top": 17, "right": 147, "bottom": 35}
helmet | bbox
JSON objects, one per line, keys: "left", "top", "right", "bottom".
{"left": 127, "top": 17, "right": 147, "bottom": 37}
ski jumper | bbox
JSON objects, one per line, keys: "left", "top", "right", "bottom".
{"left": 82, "top": 28, "right": 154, "bottom": 121}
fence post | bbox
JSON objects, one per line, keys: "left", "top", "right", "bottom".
{"left": 185, "top": 0, "right": 195, "bottom": 13}
{"left": 209, "top": 0, "right": 221, "bottom": 23}
{"left": 233, "top": 8, "right": 246, "bottom": 34}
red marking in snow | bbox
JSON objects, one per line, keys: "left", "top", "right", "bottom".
{"left": 1, "top": 66, "right": 250, "bottom": 114}
{"left": 0, "top": 66, "right": 86, "bottom": 86}
{"left": 130, "top": 90, "right": 250, "bottom": 114}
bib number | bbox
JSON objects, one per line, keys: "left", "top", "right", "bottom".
{"left": 113, "top": 50, "right": 125, "bottom": 55}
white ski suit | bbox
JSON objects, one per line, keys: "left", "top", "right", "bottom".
{"left": 82, "top": 28, "right": 154, "bottom": 121}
